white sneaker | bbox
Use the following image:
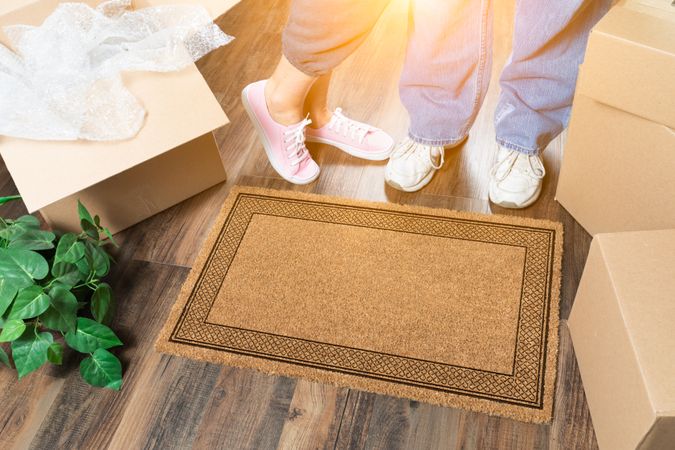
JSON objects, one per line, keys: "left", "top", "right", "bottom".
{"left": 385, "top": 138, "right": 445, "bottom": 192}
{"left": 488, "top": 146, "right": 545, "bottom": 209}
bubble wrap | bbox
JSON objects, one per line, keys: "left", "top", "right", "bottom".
{"left": 0, "top": 0, "right": 233, "bottom": 141}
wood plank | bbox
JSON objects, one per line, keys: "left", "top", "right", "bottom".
{"left": 190, "top": 367, "right": 296, "bottom": 449}
{"left": 549, "top": 325, "right": 598, "bottom": 450}
{"left": 107, "top": 355, "right": 221, "bottom": 450}
{"left": 276, "top": 381, "right": 350, "bottom": 450}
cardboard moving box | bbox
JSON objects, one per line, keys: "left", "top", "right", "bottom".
{"left": 568, "top": 229, "right": 675, "bottom": 450}
{"left": 0, "top": 0, "right": 239, "bottom": 234}
{"left": 556, "top": 2, "right": 675, "bottom": 235}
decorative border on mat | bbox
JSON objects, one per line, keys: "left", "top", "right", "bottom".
{"left": 169, "top": 193, "right": 556, "bottom": 409}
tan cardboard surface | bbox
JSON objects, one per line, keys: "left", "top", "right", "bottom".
{"left": 134, "top": 0, "right": 240, "bottom": 18}
{"left": 0, "top": 0, "right": 233, "bottom": 213}
{"left": 569, "top": 230, "right": 675, "bottom": 450}
{"left": 623, "top": 0, "right": 675, "bottom": 20}
{"left": 568, "top": 240, "right": 656, "bottom": 450}
{"left": 40, "top": 133, "right": 226, "bottom": 234}
{"left": 0, "top": 0, "right": 37, "bottom": 15}
{"left": 597, "top": 230, "right": 675, "bottom": 415}
{"left": 556, "top": 94, "right": 675, "bottom": 235}
{"left": 578, "top": 6, "right": 675, "bottom": 128}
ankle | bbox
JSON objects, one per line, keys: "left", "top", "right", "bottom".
{"left": 306, "top": 107, "right": 332, "bottom": 129}
{"left": 264, "top": 81, "right": 305, "bottom": 126}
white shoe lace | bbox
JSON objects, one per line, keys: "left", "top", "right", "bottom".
{"left": 490, "top": 149, "right": 545, "bottom": 182}
{"left": 283, "top": 116, "right": 312, "bottom": 167}
{"left": 391, "top": 138, "right": 445, "bottom": 170}
{"left": 327, "top": 108, "right": 372, "bottom": 144}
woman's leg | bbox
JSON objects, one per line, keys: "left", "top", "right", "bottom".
{"left": 303, "top": 72, "right": 333, "bottom": 128}
{"left": 266, "top": 0, "right": 391, "bottom": 126}
{"left": 264, "top": 55, "right": 318, "bottom": 126}
{"left": 243, "top": 0, "right": 394, "bottom": 184}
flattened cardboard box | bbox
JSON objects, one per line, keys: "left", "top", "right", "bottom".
{"left": 0, "top": 0, "right": 240, "bottom": 234}
{"left": 568, "top": 230, "right": 675, "bottom": 450}
{"left": 556, "top": 2, "right": 675, "bottom": 235}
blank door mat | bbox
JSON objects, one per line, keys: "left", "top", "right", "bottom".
{"left": 156, "top": 187, "right": 563, "bottom": 423}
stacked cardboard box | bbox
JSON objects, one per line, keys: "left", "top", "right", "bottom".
{"left": 0, "top": 0, "right": 239, "bottom": 234}
{"left": 568, "top": 229, "right": 675, "bottom": 450}
{"left": 556, "top": 0, "right": 675, "bottom": 236}
{"left": 563, "top": 2, "right": 675, "bottom": 448}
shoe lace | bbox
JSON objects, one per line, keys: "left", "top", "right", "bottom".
{"left": 327, "top": 108, "right": 372, "bottom": 144}
{"left": 490, "top": 149, "right": 545, "bottom": 182}
{"left": 283, "top": 116, "right": 312, "bottom": 166}
{"left": 392, "top": 138, "right": 445, "bottom": 170}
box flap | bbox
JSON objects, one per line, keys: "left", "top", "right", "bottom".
{"left": 623, "top": 0, "right": 675, "bottom": 21}
{"left": 578, "top": 5, "right": 675, "bottom": 128}
{"left": 134, "top": 0, "right": 240, "bottom": 19}
{"left": 0, "top": 0, "right": 231, "bottom": 212}
{"left": 0, "top": 0, "right": 38, "bottom": 16}
{"left": 597, "top": 230, "right": 675, "bottom": 415}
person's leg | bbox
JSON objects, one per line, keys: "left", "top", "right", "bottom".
{"left": 243, "top": 0, "right": 394, "bottom": 184}
{"left": 303, "top": 72, "right": 332, "bottom": 128}
{"left": 264, "top": 55, "right": 318, "bottom": 126}
{"left": 495, "top": 0, "right": 612, "bottom": 154}
{"left": 265, "top": 0, "right": 392, "bottom": 126}
{"left": 489, "top": 0, "right": 611, "bottom": 208}
{"left": 386, "top": 0, "right": 494, "bottom": 192}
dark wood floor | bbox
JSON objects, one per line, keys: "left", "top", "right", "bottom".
{"left": 0, "top": 0, "right": 598, "bottom": 448}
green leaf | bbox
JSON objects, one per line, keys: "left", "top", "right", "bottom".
{"left": 0, "top": 216, "right": 42, "bottom": 243}
{"left": 13, "top": 215, "right": 40, "bottom": 227}
{"left": 8, "top": 286, "right": 50, "bottom": 320}
{"left": 47, "top": 342, "right": 63, "bottom": 365}
{"left": 51, "top": 262, "right": 82, "bottom": 288}
{"left": 40, "top": 286, "right": 77, "bottom": 334}
{"left": 79, "top": 348, "right": 122, "bottom": 390}
{"left": 77, "top": 200, "right": 95, "bottom": 226}
{"left": 65, "top": 317, "right": 122, "bottom": 353}
{"left": 55, "top": 233, "right": 86, "bottom": 264}
{"left": 102, "top": 228, "right": 118, "bottom": 248}
{"left": 0, "top": 248, "right": 49, "bottom": 288}
{"left": 0, "top": 346, "right": 10, "bottom": 367}
{"left": 0, "top": 319, "right": 26, "bottom": 342}
{"left": 91, "top": 283, "right": 113, "bottom": 324}
{"left": 0, "top": 195, "right": 21, "bottom": 206}
{"left": 11, "top": 329, "right": 53, "bottom": 378}
{"left": 88, "top": 243, "right": 110, "bottom": 277}
{"left": 81, "top": 219, "right": 99, "bottom": 241}
{"left": 75, "top": 249, "right": 93, "bottom": 277}
{"left": 7, "top": 229, "right": 55, "bottom": 251}
{"left": 0, "top": 278, "right": 19, "bottom": 317}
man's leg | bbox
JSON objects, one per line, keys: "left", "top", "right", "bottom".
{"left": 387, "top": 0, "right": 494, "bottom": 192}
{"left": 494, "top": 0, "right": 612, "bottom": 154}
{"left": 489, "top": 0, "right": 611, "bottom": 209}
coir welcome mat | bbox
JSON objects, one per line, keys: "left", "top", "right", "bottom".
{"left": 156, "top": 187, "right": 562, "bottom": 423}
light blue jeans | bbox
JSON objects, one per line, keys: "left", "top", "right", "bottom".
{"left": 283, "top": 0, "right": 612, "bottom": 155}
{"left": 399, "top": 0, "right": 612, "bottom": 154}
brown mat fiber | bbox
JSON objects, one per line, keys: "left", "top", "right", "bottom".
{"left": 157, "top": 187, "right": 562, "bottom": 423}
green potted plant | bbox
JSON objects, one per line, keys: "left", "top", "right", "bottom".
{"left": 0, "top": 196, "right": 123, "bottom": 390}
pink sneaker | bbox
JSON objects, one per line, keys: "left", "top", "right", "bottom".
{"left": 305, "top": 108, "right": 394, "bottom": 161}
{"left": 241, "top": 80, "right": 320, "bottom": 185}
